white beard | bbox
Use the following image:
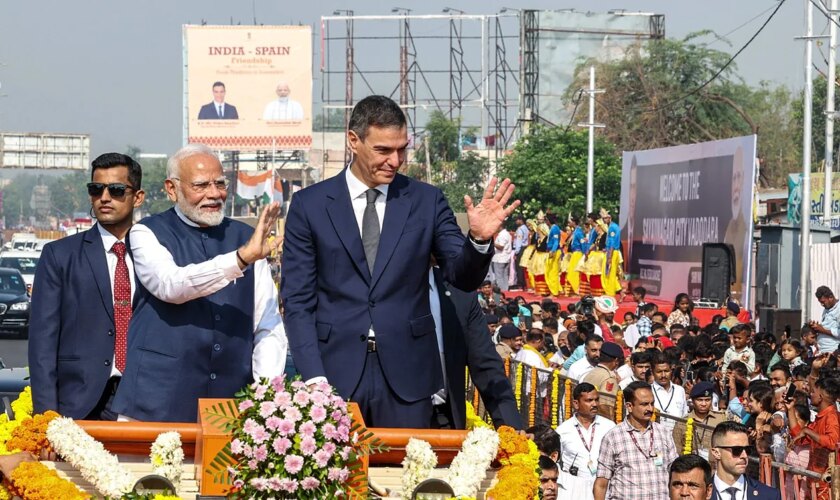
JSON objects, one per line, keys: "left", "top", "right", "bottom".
{"left": 178, "top": 196, "right": 224, "bottom": 226}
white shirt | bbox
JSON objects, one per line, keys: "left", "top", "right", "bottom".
{"left": 97, "top": 223, "right": 135, "bottom": 378}
{"left": 514, "top": 346, "right": 550, "bottom": 396}
{"left": 556, "top": 415, "right": 616, "bottom": 479}
{"left": 652, "top": 381, "right": 688, "bottom": 431}
{"left": 492, "top": 230, "right": 512, "bottom": 263}
{"left": 128, "top": 206, "right": 287, "bottom": 381}
{"left": 713, "top": 473, "right": 746, "bottom": 500}
{"left": 567, "top": 357, "right": 596, "bottom": 381}
{"left": 623, "top": 323, "right": 641, "bottom": 351}
{"left": 263, "top": 98, "right": 304, "bottom": 120}
{"left": 215, "top": 102, "right": 227, "bottom": 117}
{"left": 616, "top": 363, "right": 633, "bottom": 383}
{"left": 428, "top": 268, "right": 448, "bottom": 404}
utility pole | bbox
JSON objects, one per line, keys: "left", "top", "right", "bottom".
{"left": 825, "top": 0, "right": 837, "bottom": 227}
{"left": 800, "top": 0, "right": 815, "bottom": 319}
{"left": 577, "top": 66, "right": 604, "bottom": 214}
{"left": 424, "top": 134, "right": 432, "bottom": 185}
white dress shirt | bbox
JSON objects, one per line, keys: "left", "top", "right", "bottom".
{"left": 263, "top": 98, "right": 304, "bottom": 120}
{"left": 428, "top": 268, "right": 449, "bottom": 404}
{"left": 492, "top": 230, "right": 512, "bottom": 263}
{"left": 713, "top": 473, "right": 746, "bottom": 500}
{"left": 97, "top": 223, "right": 134, "bottom": 379}
{"left": 556, "top": 414, "right": 616, "bottom": 499}
{"left": 128, "top": 206, "right": 287, "bottom": 381}
{"left": 567, "top": 357, "right": 596, "bottom": 381}
{"left": 652, "top": 380, "right": 688, "bottom": 431}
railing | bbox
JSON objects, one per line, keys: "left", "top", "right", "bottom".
{"left": 467, "top": 358, "right": 837, "bottom": 500}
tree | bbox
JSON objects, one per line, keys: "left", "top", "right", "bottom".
{"left": 313, "top": 108, "right": 346, "bottom": 132}
{"left": 565, "top": 33, "right": 800, "bottom": 187}
{"left": 498, "top": 127, "right": 621, "bottom": 218}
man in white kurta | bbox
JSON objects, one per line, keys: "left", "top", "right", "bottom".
{"left": 514, "top": 330, "right": 551, "bottom": 397}
{"left": 556, "top": 381, "right": 616, "bottom": 500}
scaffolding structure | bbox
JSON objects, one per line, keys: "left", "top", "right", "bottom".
{"left": 320, "top": 13, "right": 521, "bottom": 162}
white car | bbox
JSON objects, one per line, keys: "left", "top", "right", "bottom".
{"left": 0, "top": 251, "right": 40, "bottom": 292}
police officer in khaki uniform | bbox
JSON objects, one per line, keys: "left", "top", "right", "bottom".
{"left": 673, "top": 381, "right": 727, "bottom": 461}
{"left": 495, "top": 324, "right": 523, "bottom": 361}
{"left": 581, "top": 341, "right": 623, "bottom": 417}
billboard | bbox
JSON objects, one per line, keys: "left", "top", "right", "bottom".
{"left": 184, "top": 25, "right": 312, "bottom": 150}
{"left": 787, "top": 173, "right": 840, "bottom": 230}
{"left": 619, "top": 136, "right": 757, "bottom": 303}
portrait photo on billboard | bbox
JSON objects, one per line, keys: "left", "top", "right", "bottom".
{"left": 618, "top": 135, "right": 757, "bottom": 303}
{"left": 185, "top": 25, "right": 312, "bottom": 150}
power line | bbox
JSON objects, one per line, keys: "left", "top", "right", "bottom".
{"left": 701, "top": 3, "right": 779, "bottom": 48}
{"left": 597, "top": 0, "right": 788, "bottom": 116}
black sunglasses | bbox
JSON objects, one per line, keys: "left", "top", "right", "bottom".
{"left": 716, "top": 445, "right": 750, "bottom": 456}
{"left": 87, "top": 182, "right": 135, "bottom": 197}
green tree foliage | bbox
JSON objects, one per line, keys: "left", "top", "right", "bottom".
{"left": 565, "top": 33, "right": 799, "bottom": 187}
{"left": 498, "top": 127, "right": 621, "bottom": 218}
{"left": 313, "top": 108, "right": 346, "bottom": 132}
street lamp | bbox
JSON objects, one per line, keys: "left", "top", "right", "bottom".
{"left": 442, "top": 7, "right": 465, "bottom": 14}
{"left": 391, "top": 7, "right": 411, "bottom": 15}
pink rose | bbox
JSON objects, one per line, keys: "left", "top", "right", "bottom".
{"left": 310, "top": 405, "right": 327, "bottom": 423}
{"left": 274, "top": 391, "right": 292, "bottom": 407}
{"left": 301, "top": 477, "right": 321, "bottom": 490}
{"left": 259, "top": 401, "right": 277, "bottom": 418}
{"left": 238, "top": 399, "right": 255, "bottom": 412}
{"left": 284, "top": 455, "right": 304, "bottom": 475}
{"left": 299, "top": 421, "right": 316, "bottom": 437}
{"left": 279, "top": 478, "right": 299, "bottom": 493}
{"left": 314, "top": 449, "right": 332, "bottom": 468}
{"left": 293, "top": 390, "right": 311, "bottom": 406}
{"left": 265, "top": 416, "right": 282, "bottom": 431}
{"left": 285, "top": 406, "right": 302, "bottom": 422}
{"left": 254, "top": 383, "right": 268, "bottom": 401}
{"left": 300, "top": 436, "right": 317, "bottom": 456}
{"left": 273, "top": 436, "right": 292, "bottom": 455}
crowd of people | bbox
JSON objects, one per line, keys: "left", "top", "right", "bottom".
{"left": 482, "top": 279, "right": 840, "bottom": 499}
{"left": 489, "top": 208, "right": 623, "bottom": 298}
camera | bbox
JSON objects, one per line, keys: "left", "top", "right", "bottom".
{"left": 573, "top": 295, "right": 596, "bottom": 317}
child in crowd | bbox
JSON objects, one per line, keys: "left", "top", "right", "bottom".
{"left": 721, "top": 324, "right": 756, "bottom": 379}
{"left": 778, "top": 339, "right": 805, "bottom": 368}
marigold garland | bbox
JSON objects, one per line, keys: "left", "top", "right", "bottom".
{"left": 614, "top": 390, "right": 624, "bottom": 423}
{"left": 651, "top": 408, "right": 658, "bottom": 422}
{"left": 486, "top": 427, "right": 539, "bottom": 500}
{"left": 6, "top": 411, "right": 59, "bottom": 455}
{"left": 514, "top": 363, "right": 524, "bottom": 411}
{"left": 683, "top": 417, "right": 694, "bottom": 455}
{"left": 528, "top": 367, "right": 538, "bottom": 427}
{"left": 0, "top": 387, "right": 36, "bottom": 500}
{"left": 550, "top": 371, "right": 560, "bottom": 428}
{"left": 504, "top": 357, "right": 510, "bottom": 378}
{"left": 465, "top": 402, "right": 491, "bottom": 430}
{"left": 7, "top": 461, "right": 89, "bottom": 500}
{"left": 563, "top": 379, "right": 572, "bottom": 420}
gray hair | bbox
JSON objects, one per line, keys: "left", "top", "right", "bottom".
{"left": 167, "top": 143, "right": 218, "bottom": 179}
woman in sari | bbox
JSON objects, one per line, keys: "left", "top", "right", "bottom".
{"left": 585, "top": 219, "right": 608, "bottom": 296}
{"left": 565, "top": 215, "right": 586, "bottom": 296}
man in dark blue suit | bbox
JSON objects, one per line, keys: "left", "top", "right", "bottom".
{"left": 709, "top": 422, "right": 781, "bottom": 500}
{"left": 281, "top": 95, "right": 519, "bottom": 428}
{"left": 197, "top": 81, "right": 239, "bottom": 120}
{"left": 29, "top": 153, "right": 145, "bottom": 420}
{"left": 431, "top": 266, "right": 522, "bottom": 430}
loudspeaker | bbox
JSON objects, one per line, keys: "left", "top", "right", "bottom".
{"left": 701, "top": 243, "right": 735, "bottom": 304}
{"left": 758, "top": 308, "right": 802, "bottom": 340}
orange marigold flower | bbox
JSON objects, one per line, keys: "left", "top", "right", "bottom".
{"left": 6, "top": 411, "right": 60, "bottom": 455}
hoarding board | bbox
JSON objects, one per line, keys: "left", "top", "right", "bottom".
{"left": 184, "top": 25, "right": 312, "bottom": 150}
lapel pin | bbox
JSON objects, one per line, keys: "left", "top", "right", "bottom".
{"left": 445, "top": 290, "right": 451, "bottom": 296}
{"left": 753, "top": 491, "right": 758, "bottom": 496}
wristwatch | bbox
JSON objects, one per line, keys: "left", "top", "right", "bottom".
{"left": 468, "top": 232, "right": 492, "bottom": 245}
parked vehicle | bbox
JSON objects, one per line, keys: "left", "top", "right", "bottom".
{"left": 0, "top": 268, "right": 30, "bottom": 338}
{"left": 0, "top": 358, "right": 29, "bottom": 417}
{"left": 0, "top": 250, "right": 40, "bottom": 293}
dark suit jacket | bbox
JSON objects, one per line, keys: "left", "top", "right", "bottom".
{"left": 198, "top": 102, "right": 238, "bottom": 119}
{"left": 434, "top": 269, "right": 522, "bottom": 430}
{"left": 29, "top": 226, "right": 132, "bottom": 418}
{"left": 710, "top": 476, "right": 781, "bottom": 500}
{"left": 281, "top": 170, "right": 492, "bottom": 403}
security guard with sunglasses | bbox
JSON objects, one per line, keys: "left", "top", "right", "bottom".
{"left": 29, "top": 153, "right": 145, "bottom": 420}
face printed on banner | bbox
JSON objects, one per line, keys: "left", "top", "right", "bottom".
{"left": 731, "top": 147, "right": 744, "bottom": 220}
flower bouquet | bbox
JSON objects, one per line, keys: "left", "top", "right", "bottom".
{"left": 205, "top": 375, "right": 385, "bottom": 499}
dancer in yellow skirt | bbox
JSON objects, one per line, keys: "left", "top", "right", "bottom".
{"left": 558, "top": 216, "right": 572, "bottom": 296}
{"left": 565, "top": 215, "right": 586, "bottom": 296}
{"left": 545, "top": 213, "right": 563, "bottom": 296}
{"left": 585, "top": 220, "right": 608, "bottom": 296}
{"left": 601, "top": 208, "right": 623, "bottom": 296}
{"left": 519, "top": 219, "right": 538, "bottom": 291}
{"left": 528, "top": 219, "right": 551, "bottom": 296}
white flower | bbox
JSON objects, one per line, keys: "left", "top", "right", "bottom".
{"left": 46, "top": 417, "right": 135, "bottom": 498}
{"left": 150, "top": 431, "right": 185, "bottom": 492}
{"left": 401, "top": 438, "right": 437, "bottom": 499}
{"left": 445, "top": 427, "right": 499, "bottom": 497}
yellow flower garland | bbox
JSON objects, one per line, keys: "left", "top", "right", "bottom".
{"left": 0, "top": 387, "right": 35, "bottom": 500}
{"left": 514, "top": 363, "right": 524, "bottom": 411}
{"left": 563, "top": 379, "right": 572, "bottom": 420}
{"left": 528, "top": 367, "right": 538, "bottom": 427}
{"left": 683, "top": 417, "right": 694, "bottom": 455}
{"left": 651, "top": 408, "right": 658, "bottom": 422}
{"left": 615, "top": 390, "right": 624, "bottom": 423}
{"left": 504, "top": 357, "right": 510, "bottom": 378}
{"left": 550, "top": 371, "right": 560, "bottom": 428}
{"left": 8, "top": 461, "right": 89, "bottom": 500}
